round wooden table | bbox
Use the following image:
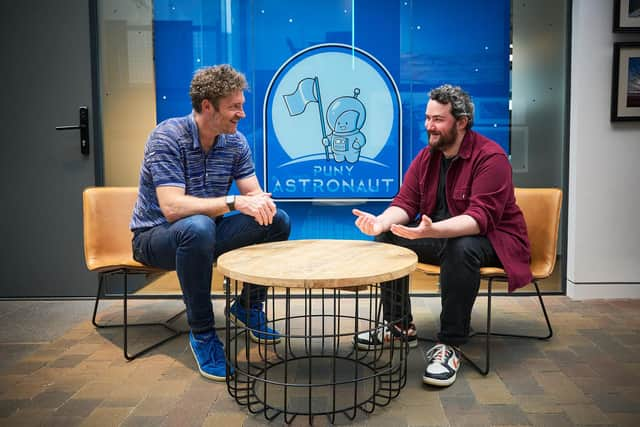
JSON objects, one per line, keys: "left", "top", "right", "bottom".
{"left": 217, "top": 239, "right": 417, "bottom": 424}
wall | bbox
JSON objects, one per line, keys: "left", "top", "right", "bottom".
{"left": 100, "top": 0, "right": 156, "bottom": 186}
{"left": 568, "top": 0, "right": 640, "bottom": 298}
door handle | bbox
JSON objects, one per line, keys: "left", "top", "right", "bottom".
{"left": 56, "top": 106, "right": 90, "bottom": 156}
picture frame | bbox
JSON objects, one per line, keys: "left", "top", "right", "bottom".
{"left": 614, "top": 0, "right": 640, "bottom": 32}
{"left": 611, "top": 42, "right": 640, "bottom": 121}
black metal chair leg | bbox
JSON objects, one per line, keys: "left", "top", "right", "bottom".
{"left": 457, "top": 279, "right": 492, "bottom": 375}
{"left": 419, "top": 277, "right": 553, "bottom": 376}
{"left": 460, "top": 278, "right": 553, "bottom": 376}
{"left": 91, "top": 269, "right": 187, "bottom": 361}
{"left": 474, "top": 280, "right": 553, "bottom": 341}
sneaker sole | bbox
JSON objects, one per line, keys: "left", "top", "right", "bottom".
{"left": 422, "top": 372, "right": 457, "bottom": 387}
{"left": 189, "top": 340, "right": 227, "bottom": 382}
{"left": 355, "top": 338, "right": 418, "bottom": 351}
{"left": 228, "top": 312, "right": 282, "bottom": 344}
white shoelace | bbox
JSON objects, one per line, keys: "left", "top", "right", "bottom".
{"left": 426, "top": 344, "right": 450, "bottom": 363}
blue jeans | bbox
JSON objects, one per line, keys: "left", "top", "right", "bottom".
{"left": 132, "top": 210, "right": 291, "bottom": 333}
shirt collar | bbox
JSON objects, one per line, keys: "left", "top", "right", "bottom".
{"left": 188, "top": 112, "right": 226, "bottom": 151}
{"left": 456, "top": 130, "right": 474, "bottom": 160}
{"left": 188, "top": 112, "right": 200, "bottom": 150}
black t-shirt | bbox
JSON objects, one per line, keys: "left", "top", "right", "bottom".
{"left": 430, "top": 156, "right": 454, "bottom": 223}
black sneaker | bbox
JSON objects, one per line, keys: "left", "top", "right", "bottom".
{"left": 354, "top": 322, "right": 418, "bottom": 350}
{"left": 422, "top": 343, "right": 460, "bottom": 387}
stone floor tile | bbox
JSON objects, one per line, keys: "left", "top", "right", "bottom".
{"left": 0, "top": 398, "right": 30, "bottom": 417}
{"left": 163, "top": 389, "right": 215, "bottom": 427}
{"left": 486, "top": 404, "right": 531, "bottom": 425}
{"left": 606, "top": 412, "right": 640, "bottom": 427}
{"left": 0, "top": 377, "right": 47, "bottom": 400}
{"left": 557, "top": 362, "right": 600, "bottom": 378}
{"left": 513, "top": 394, "right": 564, "bottom": 414}
{"left": 499, "top": 374, "right": 545, "bottom": 396}
{"left": 531, "top": 371, "right": 590, "bottom": 404}
{"left": 399, "top": 401, "right": 449, "bottom": 426}
{"left": 37, "top": 414, "right": 84, "bottom": 427}
{"left": 72, "top": 381, "right": 120, "bottom": 400}
{"left": 28, "top": 389, "right": 74, "bottom": 409}
{"left": 2, "top": 360, "right": 47, "bottom": 376}
{"left": 589, "top": 391, "right": 640, "bottom": 414}
{"left": 128, "top": 396, "right": 177, "bottom": 417}
{"left": 120, "top": 415, "right": 166, "bottom": 427}
{"left": 146, "top": 379, "right": 190, "bottom": 398}
{"left": 55, "top": 398, "right": 102, "bottom": 417}
{"left": 563, "top": 403, "right": 613, "bottom": 425}
{"left": 79, "top": 407, "right": 133, "bottom": 427}
{"left": 202, "top": 412, "right": 246, "bottom": 426}
{"left": 49, "top": 354, "right": 90, "bottom": 369}
{"left": 1, "top": 408, "right": 55, "bottom": 427}
{"left": 101, "top": 384, "right": 148, "bottom": 407}
{"left": 467, "top": 374, "right": 515, "bottom": 405}
{"left": 526, "top": 412, "right": 574, "bottom": 427}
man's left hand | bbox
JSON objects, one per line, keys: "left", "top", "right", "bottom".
{"left": 390, "top": 214, "right": 435, "bottom": 239}
{"left": 235, "top": 191, "right": 276, "bottom": 226}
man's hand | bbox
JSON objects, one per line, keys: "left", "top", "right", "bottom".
{"left": 353, "top": 208, "right": 387, "bottom": 236}
{"left": 235, "top": 191, "right": 276, "bottom": 226}
{"left": 390, "top": 214, "right": 435, "bottom": 239}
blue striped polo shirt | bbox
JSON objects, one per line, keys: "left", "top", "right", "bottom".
{"left": 130, "top": 113, "right": 255, "bottom": 231}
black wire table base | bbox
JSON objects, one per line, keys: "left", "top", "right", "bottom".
{"left": 224, "top": 278, "right": 410, "bottom": 425}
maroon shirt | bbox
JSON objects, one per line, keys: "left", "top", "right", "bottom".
{"left": 391, "top": 130, "right": 532, "bottom": 291}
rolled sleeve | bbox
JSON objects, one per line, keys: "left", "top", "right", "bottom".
{"left": 390, "top": 150, "right": 425, "bottom": 220}
{"left": 233, "top": 133, "right": 256, "bottom": 181}
{"left": 463, "top": 153, "right": 512, "bottom": 235}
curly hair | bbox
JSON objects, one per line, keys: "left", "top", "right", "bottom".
{"left": 428, "top": 84, "right": 474, "bottom": 129}
{"left": 189, "top": 65, "right": 248, "bottom": 112}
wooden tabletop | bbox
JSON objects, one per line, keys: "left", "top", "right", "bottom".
{"left": 216, "top": 239, "right": 418, "bottom": 289}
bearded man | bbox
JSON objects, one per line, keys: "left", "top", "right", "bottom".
{"left": 352, "top": 84, "right": 531, "bottom": 387}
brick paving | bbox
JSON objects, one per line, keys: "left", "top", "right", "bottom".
{"left": 1, "top": 296, "right": 639, "bottom": 426}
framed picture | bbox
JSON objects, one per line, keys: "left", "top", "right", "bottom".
{"left": 614, "top": 0, "right": 640, "bottom": 32}
{"left": 611, "top": 43, "right": 640, "bottom": 121}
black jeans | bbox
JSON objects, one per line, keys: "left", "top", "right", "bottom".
{"left": 376, "top": 231, "right": 501, "bottom": 346}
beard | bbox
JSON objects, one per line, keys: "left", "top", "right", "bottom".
{"left": 428, "top": 125, "right": 458, "bottom": 152}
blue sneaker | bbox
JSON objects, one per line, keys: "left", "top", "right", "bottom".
{"left": 228, "top": 301, "right": 281, "bottom": 344}
{"left": 189, "top": 330, "right": 232, "bottom": 381}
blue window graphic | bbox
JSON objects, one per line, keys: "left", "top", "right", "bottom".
{"left": 152, "top": 0, "right": 510, "bottom": 239}
{"left": 264, "top": 44, "right": 402, "bottom": 200}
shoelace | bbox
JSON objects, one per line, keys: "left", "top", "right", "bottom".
{"left": 211, "top": 336, "right": 226, "bottom": 363}
{"left": 248, "top": 307, "right": 266, "bottom": 326}
{"left": 390, "top": 323, "right": 416, "bottom": 337}
{"left": 425, "top": 344, "right": 451, "bottom": 363}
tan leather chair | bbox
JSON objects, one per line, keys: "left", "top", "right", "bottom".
{"left": 415, "top": 187, "right": 561, "bottom": 374}
{"left": 83, "top": 187, "right": 185, "bottom": 360}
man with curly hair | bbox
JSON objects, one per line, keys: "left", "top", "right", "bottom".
{"left": 352, "top": 84, "right": 531, "bottom": 387}
{"left": 130, "top": 65, "right": 290, "bottom": 380}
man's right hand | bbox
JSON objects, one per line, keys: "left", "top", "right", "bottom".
{"left": 235, "top": 192, "right": 276, "bottom": 226}
{"left": 352, "top": 208, "right": 386, "bottom": 236}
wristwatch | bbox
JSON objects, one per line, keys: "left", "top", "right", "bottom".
{"left": 225, "top": 194, "right": 236, "bottom": 211}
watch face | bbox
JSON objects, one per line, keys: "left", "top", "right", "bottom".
{"left": 225, "top": 195, "right": 235, "bottom": 209}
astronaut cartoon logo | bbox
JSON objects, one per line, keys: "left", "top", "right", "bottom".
{"left": 325, "top": 88, "right": 366, "bottom": 163}
{"left": 264, "top": 43, "right": 401, "bottom": 200}
{"left": 283, "top": 77, "right": 367, "bottom": 164}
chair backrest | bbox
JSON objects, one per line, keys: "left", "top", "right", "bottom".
{"left": 514, "top": 187, "right": 562, "bottom": 279}
{"left": 83, "top": 187, "right": 140, "bottom": 272}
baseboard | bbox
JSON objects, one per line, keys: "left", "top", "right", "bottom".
{"left": 567, "top": 280, "right": 640, "bottom": 299}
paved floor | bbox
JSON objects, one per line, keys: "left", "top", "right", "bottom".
{"left": 1, "top": 296, "right": 639, "bottom": 426}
